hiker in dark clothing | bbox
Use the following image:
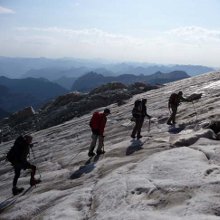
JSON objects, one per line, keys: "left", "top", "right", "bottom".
{"left": 7, "top": 135, "right": 40, "bottom": 195}
{"left": 131, "top": 100, "right": 143, "bottom": 139}
{"left": 131, "top": 99, "right": 152, "bottom": 139}
{"left": 167, "top": 91, "right": 189, "bottom": 125}
{"left": 88, "top": 108, "right": 111, "bottom": 157}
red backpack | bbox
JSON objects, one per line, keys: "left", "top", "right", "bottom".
{"left": 89, "top": 112, "right": 100, "bottom": 129}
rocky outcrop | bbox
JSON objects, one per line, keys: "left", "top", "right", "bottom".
{"left": 37, "top": 82, "right": 158, "bottom": 130}
{"left": 10, "top": 106, "right": 35, "bottom": 122}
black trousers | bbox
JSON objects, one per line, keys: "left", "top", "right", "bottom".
{"left": 131, "top": 117, "right": 144, "bottom": 137}
{"left": 167, "top": 105, "right": 178, "bottom": 124}
{"left": 13, "top": 161, "right": 36, "bottom": 187}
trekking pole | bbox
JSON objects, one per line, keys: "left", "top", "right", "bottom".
{"left": 102, "top": 136, "right": 105, "bottom": 153}
{"left": 30, "top": 146, "right": 36, "bottom": 160}
{"left": 36, "top": 167, "right": 42, "bottom": 180}
{"left": 30, "top": 144, "right": 42, "bottom": 180}
{"left": 148, "top": 119, "right": 151, "bottom": 132}
{"left": 192, "top": 101, "right": 198, "bottom": 121}
{"left": 191, "top": 101, "right": 199, "bottom": 130}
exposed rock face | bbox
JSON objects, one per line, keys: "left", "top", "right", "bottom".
{"left": 0, "top": 107, "right": 38, "bottom": 142}
{"left": 10, "top": 106, "right": 35, "bottom": 121}
{"left": 37, "top": 82, "right": 158, "bottom": 130}
{"left": 187, "top": 93, "right": 203, "bottom": 102}
{"left": 207, "top": 120, "right": 220, "bottom": 135}
{"left": 89, "top": 82, "right": 127, "bottom": 95}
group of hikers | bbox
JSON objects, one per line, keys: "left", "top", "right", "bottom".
{"left": 6, "top": 91, "right": 190, "bottom": 195}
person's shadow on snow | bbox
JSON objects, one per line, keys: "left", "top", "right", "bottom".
{"left": 70, "top": 154, "right": 101, "bottom": 179}
{"left": 126, "top": 139, "right": 144, "bottom": 156}
{"left": 168, "top": 124, "right": 185, "bottom": 134}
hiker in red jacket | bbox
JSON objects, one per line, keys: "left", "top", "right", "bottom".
{"left": 88, "top": 108, "right": 111, "bottom": 157}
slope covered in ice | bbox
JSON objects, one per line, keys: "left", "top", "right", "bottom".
{"left": 0, "top": 71, "right": 220, "bottom": 220}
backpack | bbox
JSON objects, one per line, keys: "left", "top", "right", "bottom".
{"left": 132, "top": 100, "right": 142, "bottom": 118}
{"left": 134, "top": 99, "right": 142, "bottom": 108}
{"left": 169, "top": 93, "right": 178, "bottom": 105}
{"left": 6, "top": 135, "right": 25, "bottom": 163}
{"left": 89, "top": 112, "right": 100, "bottom": 129}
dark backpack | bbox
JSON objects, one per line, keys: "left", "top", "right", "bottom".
{"left": 132, "top": 100, "right": 142, "bottom": 118}
{"left": 6, "top": 135, "right": 25, "bottom": 163}
{"left": 134, "top": 99, "right": 141, "bottom": 108}
{"left": 169, "top": 93, "right": 178, "bottom": 105}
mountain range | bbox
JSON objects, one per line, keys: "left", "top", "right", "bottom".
{"left": 0, "top": 76, "right": 68, "bottom": 113}
{"left": 0, "top": 56, "right": 215, "bottom": 78}
{"left": 0, "top": 69, "right": 190, "bottom": 115}
{"left": 71, "top": 71, "right": 190, "bottom": 92}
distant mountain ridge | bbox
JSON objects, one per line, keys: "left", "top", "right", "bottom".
{"left": 0, "top": 57, "right": 215, "bottom": 79}
{"left": 0, "top": 76, "right": 68, "bottom": 114}
{"left": 0, "top": 107, "right": 9, "bottom": 119}
{"left": 107, "top": 63, "right": 214, "bottom": 76}
{"left": 72, "top": 71, "right": 190, "bottom": 92}
{"left": 22, "top": 67, "right": 115, "bottom": 89}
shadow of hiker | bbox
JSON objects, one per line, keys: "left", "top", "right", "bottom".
{"left": 0, "top": 186, "right": 33, "bottom": 214}
{"left": 70, "top": 154, "right": 101, "bottom": 179}
{"left": 126, "top": 139, "right": 144, "bottom": 156}
{"left": 168, "top": 124, "right": 185, "bottom": 134}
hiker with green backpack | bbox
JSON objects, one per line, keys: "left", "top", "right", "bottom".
{"left": 131, "top": 99, "right": 151, "bottom": 139}
{"left": 6, "top": 135, "right": 41, "bottom": 195}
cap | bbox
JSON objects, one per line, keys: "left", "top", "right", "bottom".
{"left": 24, "top": 135, "right": 33, "bottom": 143}
{"left": 178, "top": 91, "right": 183, "bottom": 96}
{"left": 104, "top": 108, "right": 111, "bottom": 114}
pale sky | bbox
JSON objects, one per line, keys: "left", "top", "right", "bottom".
{"left": 0, "top": 0, "right": 220, "bottom": 66}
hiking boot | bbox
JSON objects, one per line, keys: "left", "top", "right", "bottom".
{"left": 30, "top": 178, "right": 41, "bottom": 187}
{"left": 88, "top": 151, "right": 95, "bottom": 157}
{"left": 137, "top": 135, "right": 142, "bottom": 139}
{"left": 130, "top": 135, "right": 135, "bottom": 138}
{"left": 96, "top": 150, "right": 105, "bottom": 155}
{"left": 12, "top": 187, "right": 24, "bottom": 196}
{"left": 167, "top": 122, "right": 172, "bottom": 125}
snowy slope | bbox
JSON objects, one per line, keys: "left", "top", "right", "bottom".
{"left": 0, "top": 71, "right": 220, "bottom": 220}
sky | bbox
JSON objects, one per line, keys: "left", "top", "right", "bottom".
{"left": 0, "top": 0, "right": 220, "bottom": 67}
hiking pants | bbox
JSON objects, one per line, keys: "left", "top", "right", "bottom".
{"left": 167, "top": 105, "right": 178, "bottom": 124}
{"left": 131, "top": 117, "right": 144, "bottom": 137}
{"left": 89, "top": 134, "right": 104, "bottom": 153}
{"left": 13, "top": 162, "right": 36, "bottom": 187}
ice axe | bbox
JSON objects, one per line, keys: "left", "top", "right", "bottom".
{"left": 30, "top": 142, "right": 42, "bottom": 180}
{"left": 102, "top": 136, "right": 105, "bottom": 153}
{"left": 148, "top": 119, "right": 151, "bottom": 132}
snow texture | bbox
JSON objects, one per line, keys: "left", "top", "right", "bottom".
{"left": 0, "top": 71, "right": 220, "bottom": 219}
